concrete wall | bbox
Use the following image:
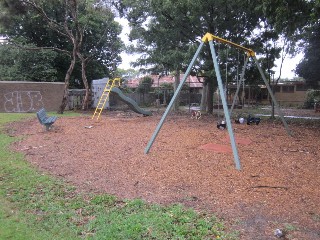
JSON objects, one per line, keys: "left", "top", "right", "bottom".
{"left": 0, "top": 81, "right": 65, "bottom": 112}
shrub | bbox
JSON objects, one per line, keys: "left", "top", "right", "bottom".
{"left": 304, "top": 89, "right": 320, "bottom": 108}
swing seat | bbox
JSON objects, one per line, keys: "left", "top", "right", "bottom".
{"left": 217, "top": 121, "right": 226, "bottom": 130}
{"left": 235, "top": 117, "right": 245, "bottom": 124}
{"left": 247, "top": 115, "right": 261, "bottom": 125}
{"left": 191, "top": 110, "right": 201, "bottom": 119}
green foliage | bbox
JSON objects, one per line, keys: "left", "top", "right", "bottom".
{"left": 0, "top": 113, "right": 237, "bottom": 240}
{"left": 136, "top": 75, "right": 153, "bottom": 93}
{"left": 120, "top": 0, "right": 294, "bottom": 114}
{"left": 122, "top": 0, "right": 268, "bottom": 76}
{"left": 120, "top": 0, "right": 320, "bottom": 89}
{"left": 0, "top": 0, "right": 123, "bottom": 84}
{"left": 304, "top": 89, "right": 320, "bottom": 108}
{"left": 296, "top": 23, "right": 320, "bottom": 88}
{"left": 160, "top": 82, "right": 174, "bottom": 90}
{"left": 153, "top": 82, "right": 189, "bottom": 94}
{"left": 258, "top": 0, "right": 312, "bottom": 37}
{"left": 115, "top": 68, "right": 139, "bottom": 80}
{"left": 259, "top": 1, "right": 320, "bottom": 86}
{"left": 0, "top": 43, "right": 58, "bottom": 81}
{"left": 90, "top": 194, "right": 117, "bottom": 206}
{"left": 0, "top": 112, "right": 34, "bottom": 126}
{"left": 0, "top": 115, "right": 81, "bottom": 239}
{"left": 0, "top": 43, "right": 20, "bottom": 80}
{"left": 283, "top": 223, "right": 298, "bottom": 232}
{"left": 91, "top": 201, "right": 237, "bottom": 239}
{"left": 76, "top": 3, "right": 124, "bottom": 77}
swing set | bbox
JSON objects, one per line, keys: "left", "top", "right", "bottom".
{"left": 144, "top": 33, "right": 292, "bottom": 170}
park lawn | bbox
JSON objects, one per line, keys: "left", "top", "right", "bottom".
{"left": 0, "top": 112, "right": 238, "bottom": 240}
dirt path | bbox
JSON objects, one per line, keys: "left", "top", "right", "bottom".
{"left": 9, "top": 110, "right": 320, "bottom": 239}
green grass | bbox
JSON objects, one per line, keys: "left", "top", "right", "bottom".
{"left": 0, "top": 112, "right": 238, "bottom": 240}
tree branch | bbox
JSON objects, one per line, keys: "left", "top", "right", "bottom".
{"left": 64, "top": 0, "right": 76, "bottom": 42}
{"left": 275, "top": 37, "right": 289, "bottom": 83}
{"left": 21, "top": 0, "right": 70, "bottom": 39}
{"left": 9, "top": 40, "right": 71, "bottom": 56}
{"left": 248, "top": 185, "right": 288, "bottom": 190}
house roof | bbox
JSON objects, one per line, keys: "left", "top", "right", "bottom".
{"left": 126, "top": 74, "right": 203, "bottom": 88}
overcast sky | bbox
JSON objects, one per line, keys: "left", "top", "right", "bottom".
{"left": 116, "top": 18, "right": 304, "bottom": 79}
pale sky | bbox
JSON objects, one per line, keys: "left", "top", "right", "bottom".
{"left": 116, "top": 17, "right": 138, "bottom": 70}
{"left": 116, "top": 18, "right": 304, "bottom": 79}
{"left": 273, "top": 52, "right": 303, "bottom": 79}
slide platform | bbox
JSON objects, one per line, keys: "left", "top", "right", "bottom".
{"left": 110, "top": 87, "right": 152, "bottom": 116}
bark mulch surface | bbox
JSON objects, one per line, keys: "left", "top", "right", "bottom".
{"left": 7, "top": 110, "right": 320, "bottom": 240}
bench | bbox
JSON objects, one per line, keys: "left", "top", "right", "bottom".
{"left": 36, "top": 108, "right": 57, "bottom": 131}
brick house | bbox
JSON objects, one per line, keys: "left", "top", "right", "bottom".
{"left": 125, "top": 74, "right": 203, "bottom": 106}
{"left": 228, "top": 81, "right": 309, "bottom": 107}
{"left": 126, "top": 74, "right": 203, "bottom": 92}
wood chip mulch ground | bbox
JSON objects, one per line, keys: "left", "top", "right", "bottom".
{"left": 8, "top": 109, "right": 320, "bottom": 240}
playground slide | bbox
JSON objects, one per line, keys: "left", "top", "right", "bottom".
{"left": 110, "top": 87, "right": 152, "bottom": 116}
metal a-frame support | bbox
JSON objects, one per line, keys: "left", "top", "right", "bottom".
{"left": 204, "top": 33, "right": 291, "bottom": 136}
{"left": 230, "top": 56, "right": 249, "bottom": 113}
{"left": 144, "top": 33, "right": 292, "bottom": 171}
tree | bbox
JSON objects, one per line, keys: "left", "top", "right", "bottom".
{"left": 15, "top": 46, "right": 58, "bottom": 81}
{"left": 259, "top": 0, "right": 318, "bottom": 87}
{"left": 74, "top": 2, "right": 123, "bottom": 109}
{"left": 119, "top": 0, "right": 281, "bottom": 113}
{"left": 115, "top": 68, "right": 139, "bottom": 80}
{"left": 0, "top": 0, "right": 123, "bottom": 112}
{"left": 136, "top": 75, "right": 153, "bottom": 104}
{"left": 0, "top": 44, "right": 21, "bottom": 80}
{"left": 0, "top": 43, "right": 58, "bottom": 81}
{"left": 258, "top": 0, "right": 312, "bottom": 40}
{"left": 122, "top": 0, "right": 196, "bottom": 111}
{"left": 136, "top": 75, "right": 153, "bottom": 94}
{"left": 0, "top": 0, "right": 77, "bottom": 105}
{"left": 295, "top": 2, "right": 320, "bottom": 89}
{"left": 295, "top": 24, "right": 320, "bottom": 88}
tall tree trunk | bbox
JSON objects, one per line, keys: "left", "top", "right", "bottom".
{"left": 200, "top": 82, "right": 208, "bottom": 112}
{"left": 58, "top": 49, "right": 76, "bottom": 114}
{"left": 78, "top": 55, "right": 90, "bottom": 110}
{"left": 81, "top": 63, "right": 90, "bottom": 110}
{"left": 207, "top": 78, "right": 214, "bottom": 114}
{"left": 173, "top": 69, "right": 180, "bottom": 111}
{"left": 271, "top": 86, "right": 275, "bottom": 118}
{"left": 58, "top": 0, "right": 79, "bottom": 114}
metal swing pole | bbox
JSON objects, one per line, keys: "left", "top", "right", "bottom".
{"left": 225, "top": 47, "right": 228, "bottom": 101}
{"left": 208, "top": 39, "right": 242, "bottom": 170}
{"left": 230, "top": 55, "right": 249, "bottom": 113}
{"left": 252, "top": 56, "right": 292, "bottom": 136}
{"left": 144, "top": 41, "right": 205, "bottom": 154}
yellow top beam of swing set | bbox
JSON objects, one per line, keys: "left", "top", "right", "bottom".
{"left": 202, "top": 32, "right": 255, "bottom": 57}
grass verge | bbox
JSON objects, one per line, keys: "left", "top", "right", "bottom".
{"left": 0, "top": 112, "right": 238, "bottom": 240}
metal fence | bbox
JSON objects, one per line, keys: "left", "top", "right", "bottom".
{"left": 68, "top": 89, "right": 87, "bottom": 110}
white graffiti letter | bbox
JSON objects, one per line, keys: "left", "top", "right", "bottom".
{"left": 4, "top": 92, "right": 18, "bottom": 112}
{"left": 29, "top": 91, "right": 44, "bottom": 111}
{"left": 3, "top": 91, "right": 44, "bottom": 112}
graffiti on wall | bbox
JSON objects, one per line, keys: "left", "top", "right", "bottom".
{"left": 4, "top": 91, "right": 44, "bottom": 112}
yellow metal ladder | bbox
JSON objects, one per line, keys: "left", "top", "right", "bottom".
{"left": 92, "top": 78, "right": 121, "bottom": 120}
